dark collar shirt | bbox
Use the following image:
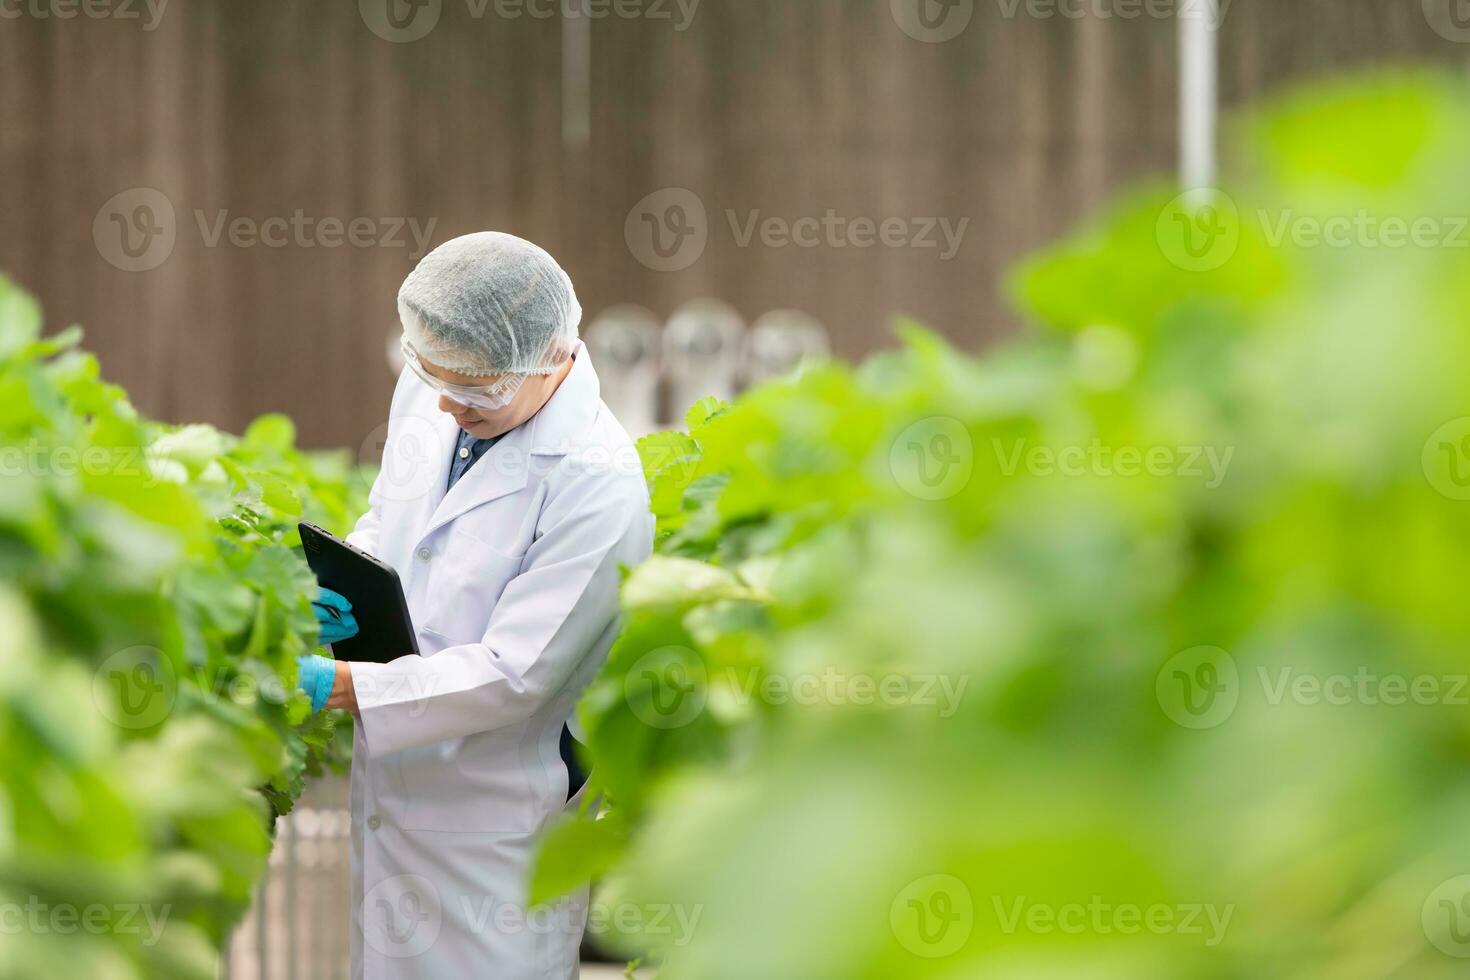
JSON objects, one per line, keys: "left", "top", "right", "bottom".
{"left": 446, "top": 427, "right": 503, "bottom": 491}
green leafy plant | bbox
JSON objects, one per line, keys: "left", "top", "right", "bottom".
{"left": 538, "top": 72, "right": 1470, "bottom": 979}
{"left": 0, "top": 283, "right": 367, "bottom": 979}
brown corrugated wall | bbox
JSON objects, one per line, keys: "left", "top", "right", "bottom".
{"left": 0, "top": 0, "right": 1461, "bottom": 447}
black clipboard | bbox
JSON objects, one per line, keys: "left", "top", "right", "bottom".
{"left": 299, "top": 522, "right": 419, "bottom": 664}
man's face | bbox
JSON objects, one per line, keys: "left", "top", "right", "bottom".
{"left": 419, "top": 354, "right": 570, "bottom": 440}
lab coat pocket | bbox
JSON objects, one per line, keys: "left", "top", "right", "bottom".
{"left": 398, "top": 729, "right": 538, "bottom": 832}
{"left": 422, "top": 527, "right": 525, "bottom": 642}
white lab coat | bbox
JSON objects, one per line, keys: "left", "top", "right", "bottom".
{"left": 341, "top": 346, "right": 653, "bottom": 979}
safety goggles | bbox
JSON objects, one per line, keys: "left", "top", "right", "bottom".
{"left": 400, "top": 337, "right": 529, "bottom": 410}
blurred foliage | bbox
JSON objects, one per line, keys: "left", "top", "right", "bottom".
{"left": 537, "top": 72, "right": 1470, "bottom": 978}
{"left": 0, "top": 287, "right": 367, "bottom": 979}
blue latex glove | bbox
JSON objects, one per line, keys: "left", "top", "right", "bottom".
{"left": 297, "top": 655, "right": 336, "bottom": 712}
{"left": 313, "top": 587, "right": 359, "bottom": 645}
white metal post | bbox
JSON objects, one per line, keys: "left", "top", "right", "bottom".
{"left": 1178, "top": 0, "right": 1219, "bottom": 188}
{"left": 562, "top": 9, "right": 591, "bottom": 149}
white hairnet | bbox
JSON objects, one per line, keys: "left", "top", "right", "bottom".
{"left": 397, "top": 232, "right": 582, "bottom": 377}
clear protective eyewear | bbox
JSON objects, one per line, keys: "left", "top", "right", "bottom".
{"left": 401, "top": 337, "right": 529, "bottom": 410}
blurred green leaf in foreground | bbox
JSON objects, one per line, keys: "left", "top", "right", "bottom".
{"left": 540, "top": 71, "right": 1470, "bottom": 980}
{"left": 0, "top": 285, "right": 367, "bottom": 979}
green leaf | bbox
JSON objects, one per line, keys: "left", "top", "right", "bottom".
{"left": 151, "top": 424, "right": 228, "bottom": 472}
{"left": 0, "top": 276, "right": 43, "bottom": 357}
{"left": 529, "top": 812, "right": 629, "bottom": 904}
{"left": 621, "top": 556, "right": 756, "bottom": 610}
{"left": 258, "top": 474, "right": 303, "bottom": 517}
{"left": 684, "top": 395, "right": 729, "bottom": 432}
{"left": 241, "top": 413, "right": 297, "bottom": 454}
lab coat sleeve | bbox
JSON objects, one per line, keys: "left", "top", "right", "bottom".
{"left": 351, "top": 470, "right": 651, "bottom": 758}
{"left": 343, "top": 476, "right": 383, "bottom": 558}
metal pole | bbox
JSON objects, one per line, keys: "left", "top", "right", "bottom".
{"left": 254, "top": 866, "right": 270, "bottom": 980}
{"left": 283, "top": 816, "right": 297, "bottom": 980}
{"left": 562, "top": 8, "right": 591, "bottom": 149}
{"left": 1178, "top": 0, "right": 1219, "bottom": 188}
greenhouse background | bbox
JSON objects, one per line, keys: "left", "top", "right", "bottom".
{"left": 4, "top": 2, "right": 1470, "bottom": 979}
{"left": 0, "top": 2, "right": 1462, "bottom": 446}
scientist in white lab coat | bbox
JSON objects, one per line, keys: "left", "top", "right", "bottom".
{"left": 294, "top": 232, "right": 654, "bottom": 979}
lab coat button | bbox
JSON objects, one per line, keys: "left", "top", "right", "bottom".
{"left": 367, "top": 815, "right": 381, "bottom": 830}
{"left": 416, "top": 547, "right": 431, "bottom": 561}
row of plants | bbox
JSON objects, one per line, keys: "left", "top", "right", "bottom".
{"left": 0, "top": 281, "right": 365, "bottom": 978}
{"left": 540, "top": 72, "right": 1470, "bottom": 977}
